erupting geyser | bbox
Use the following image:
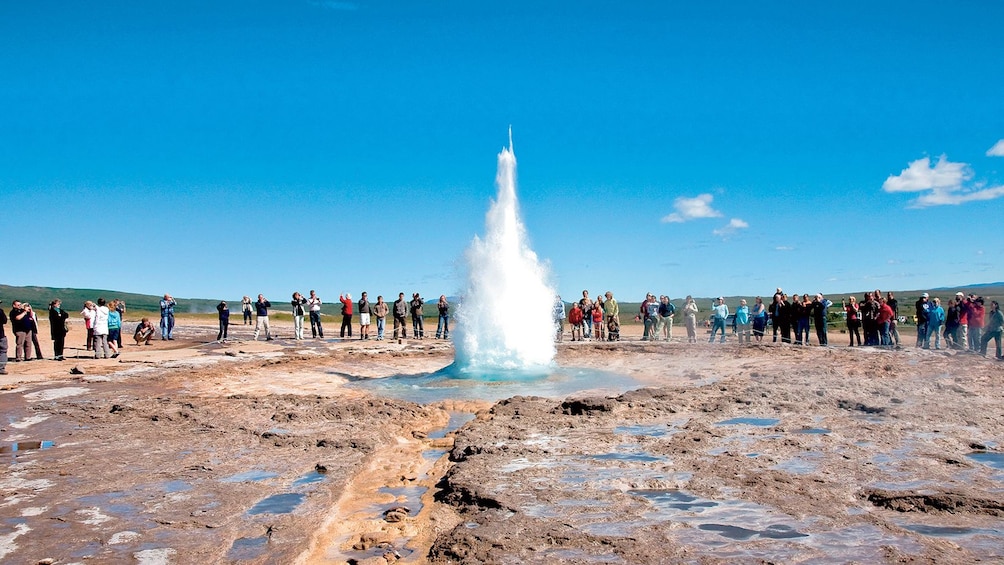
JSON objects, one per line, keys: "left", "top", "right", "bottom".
{"left": 454, "top": 130, "right": 557, "bottom": 372}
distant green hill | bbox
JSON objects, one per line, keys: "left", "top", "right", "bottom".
{"left": 0, "top": 284, "right": 221, "bottom": 315}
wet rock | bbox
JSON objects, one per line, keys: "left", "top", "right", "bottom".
{"left": 411, "top": 430, "right": 428, "bottom": 439}
{"left": 864, "top": 489, "right": 1004, "bottom": 516}
{"left": 837, "top": 400, "right": 886, "bottom": 414}
{"left": 352, "top": 531, "right": 393, "bottom": 550}
{"left": 37, "top": 559, "right": 56, "bottom": 565}
{"left": 70, "top": 366, "right": 85, "bottom": 375}
{"left": 383, "top": 506, "right": 410, "bottom": 522}
{"left": 225, "top": 351, "right": 237, "bottom": 357}
{"left": 560, "top": 397, "right": 616, "bottom": 415}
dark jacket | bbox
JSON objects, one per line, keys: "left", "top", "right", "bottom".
{"left": 49, "top": 306, "right": 69, "bottom": 339}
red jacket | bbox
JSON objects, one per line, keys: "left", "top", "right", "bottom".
{"left": 969, "top": 303, "right": 985, "bottom": 328}
{"left": 340, "top": 295, "right": 353, "bottom": 316}
{"left": 568, "top": 307, "right": 584, "bottom": 325}
{"left": 876, "top": 303, "right": 894, "bottom": 324}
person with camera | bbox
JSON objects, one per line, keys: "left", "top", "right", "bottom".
{"left": 253, "top": 294, "right": 273, "bottom": 341}
{"left": 307, "top": 290, "right": 323, "bottom": 338}
{"left": 217, "top": 300, "right": 230, "bottom": 342}
{"left": 160, "top": 294, "right": 177, "bottom": 340}
{"left": 291, "top": 292, "right": 307, "bottom": 340}
{"left": 9, "top": 301, "right": 33, "bottom": 361}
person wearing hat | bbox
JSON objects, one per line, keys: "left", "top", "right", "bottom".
{"left": 709, "top": 297, "right": 729, "bottom": 343}
{"left": 955, "top": 291, "right": 969, "bottom": 349}
{"left": 915, "top": 293, "right": 930, "bottom": 348}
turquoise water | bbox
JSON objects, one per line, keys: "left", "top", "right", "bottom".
{"left": 346, "top": 364, "right": 644, "bottom": 404}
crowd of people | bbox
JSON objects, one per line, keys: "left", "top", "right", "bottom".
{"left": 1, "top": 285, "right": 1001, "bottom": 376}
{"left": 553, "top": 287, "right": 1004, "bottom": 360}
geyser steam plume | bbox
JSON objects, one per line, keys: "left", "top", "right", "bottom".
{"left": 455, "top": 130, "right": 557, "bottom": 372}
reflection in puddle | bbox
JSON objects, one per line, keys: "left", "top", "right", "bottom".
{"left": 1, "top": 440, "right": 55, "bottom": 453}
{"left": 716, "top": 417, "right": 780, "bottom": 427}
{"left": 247, "top": 493, "right": 304, "bottom": 515}
{"left": 377, "top": 486, "right": 426, "bottom": 516}
{"left": 226, "top": 536, "right": 268, "bottom": 560}
{"left": 699, "top": 523, "right": 807, "bottom": 540}
{"left": 628, "top": 489, "right": 718, "bottom": 512}
{"left": 589, "top": 452, "right": 662, "bottom": 463}
{"left": 293, "top": 470, "right": 326, "bottom": 487}
{"left": 220, "top": 470, "right": 278, "bottom": 483}
{"left": 614, "top": 424, "right": 673, "bottom": 437}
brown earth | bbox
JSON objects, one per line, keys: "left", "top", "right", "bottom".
{"left": 1, "top": 318, "right": 1003, "bottom": 564}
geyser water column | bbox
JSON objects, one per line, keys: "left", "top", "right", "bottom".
{"left": 454, "top": 132, "right": 557, "bottom": 373}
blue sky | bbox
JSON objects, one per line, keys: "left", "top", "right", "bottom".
{"left": 2, "top": 1, "right": 1002, "bottom": 303}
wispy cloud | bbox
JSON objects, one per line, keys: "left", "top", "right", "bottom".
{"left": 988, "top": 140, "right": 1004, "bottom": 157}
{"left": 661, "top": 193, "right": 722, "bottom": 223}
{"left": 712, "top": 218, "right": 749, "bottom": 238}
{"left": 308, "top": 0, "right": 358, "bottom": 10}
{"left": 775, "top": 246, "right": 794, "bottom": 251}
{"left": 882, "top": 155, "right": 1004, "bottom": 207}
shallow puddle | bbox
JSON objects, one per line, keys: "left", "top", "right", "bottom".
{"left": 247, "top": 493, "right": 304, "bottom": 515}
{"left": 220, "top": 470, "right": 278, "bottom": 483}
{"left": 716, "top": 417, "right": 780, "bottom": 427}
{"left": 226, "top": 536, "right": 268, "bottom": 560}
{"left": 292, "top": 470, "right": 326, "bottom": 487}
{"left": 967, "top": 451, "right": 1004, "bottom": 471}
{"left": 428, "top": 412, "right": 476, "bottom": 439}
{"left": 614, "top": 424, "right": 674, "bottom": 437}
{"left": 0, "top": 440, "right": 55, "bottom": 454}
{"left": 794, "top": 428, "right": 831, "bottom": 434}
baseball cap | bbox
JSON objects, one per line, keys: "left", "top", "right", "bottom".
{"left": 921, "top": 292, "right": 929, "bottom": 298}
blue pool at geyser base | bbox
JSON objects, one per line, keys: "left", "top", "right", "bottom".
{"left": 345, "top": 363, "right": 646, "bottom": 404}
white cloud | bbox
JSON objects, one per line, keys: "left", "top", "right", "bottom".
{"left": 988, "top": 140, "right": 1004, "bottom": 157}
{"left": 712, "top": 218, "right": 749, "bottom": 238}
{"left": 882, "top": 154, "right": 1004, "bottom": 207}
{"left": 775, "top": 246, "right": 794, "bottom": 251}
{"left": 661, "top": 193, "right": 722, "bottom": 223}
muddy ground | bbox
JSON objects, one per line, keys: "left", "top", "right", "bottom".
{"left": 2, "top": 320, "right": 1003, "bottom": 564}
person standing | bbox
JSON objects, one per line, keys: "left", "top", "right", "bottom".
{"left": 811, "top": 293, "right": 833, "bottom": 346}
{"left": 926, "top": 297, "right": 945, "bottom": 350}
{"left": 217, "top": 300, "right": 230, "bottom": 342}
{"left": 308, "top": 290, "right": 323, "bottom": 338}
{"left": 968, "top": 297, "right": 986, "bottom": 352}
{"left": 979, "top": 300, "right": 1003, "bottom": 359}
{"left": 604, "top": 291, "right": 620, "bottom": 341}
{"left": 393, "top": 293, "right": 408, "bottom": 339}
{"left": 81, "top": 301, "right": 96, "bottom": 351}
{"left": 709, "top": 297, "right": 729, "bottom": 343}
{"left": 751, "top": 296, "right": 767, "bottom": 342}
{"left": 374, "top": 295, "right": 389, "bottom": 340}
{"left": 735, "top": 299, "right": 751, "bottom": 344}
{"left": 944, "top": 298, "right": 961, "bottom": 349}
{"left": 553, "top": 295, "right": 565, "bottom": 342}
{"left": 844, "top": 296, "right": 862, "bottom": 346}
{"left": 253, "top": 294, "right": 273, "bottom": 341}
{"left": 886, "top": 292, "right": 901, "bottom": 347}
{"left": 242, "top": 295, "right": 253, "bottom": 325}
{"left": 9, "top": 301, "right": 31, "bottom": 361}
{"left": 106, "top": 301, "right": 121, "bottom": 358}
{"left": 770, "top": 293, "right": 784, "bottom": 343}
{"left": 876, "top": 296, "right": 895, "bottom": 347}
{"left": 579, "top": 291, "right": 594, "bottom": 340}
{"left": 410, "top": 293, "right": 425, "bottom": 339}
{"left": 568, "top": 302, "right": 584, "bottom": 341}
{"left": 860, "top": 293, "right": 879, "bottom": 346}
{"left": 683, "top": 295, "right": 699, "bottom": 343}
{"left": 793, "top": 295, "right": 809, "bottom": 345}
{"left": 642, "top": 294, "right": 659, "bottom": 341}
{"left": 160, "top": 294, "right": 177, "bottom": 341}
{"left": 658, "top": 295, "right": 676, "bottom": 341}
{"left": 915, "top": 293, "right": 930, "bottom": 348}
{"left": 49, "top": 299, "right": 69, "bottom": 361}
{"left": 114, "top": 299, "right": 126, "bottom": 349}
{"left": 291, "top": 292, "right": 307, "bottom": 340}
{"left": 955, "top": 292, "right": 969, "bottom": 349}
{"left": 436, "top": 295, "right": 450, "bottom": 339}
{"left": 92, "top": 298, "right": 111, "bottom": 359}
{"left": 26, "top": 303, "right": 45, "bottom": 360}
{"left": 339, "top": 293, "right": 354, "bottom": 338}
{"left": 358, "top": 292, "right": 372, "bottom": 340}
{"left": 591, "top": 298, "right": 605, "bottom": 342}
{"left": 0, "top": 303, "right": 8, "bottom": 374}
